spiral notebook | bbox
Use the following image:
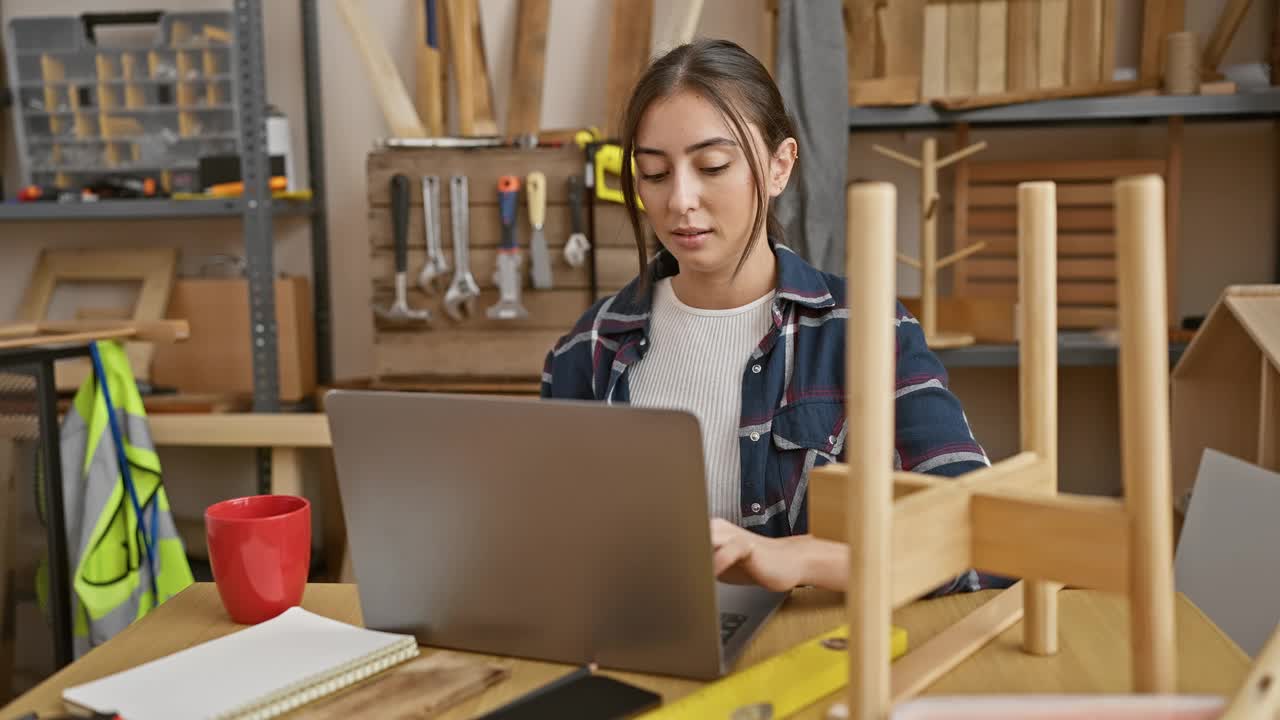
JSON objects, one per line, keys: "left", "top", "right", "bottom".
{"left": 63, "top": 606, "right": 420, "bottom": 720}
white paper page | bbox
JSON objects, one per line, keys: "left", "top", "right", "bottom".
{"left": 63, "top": 606, "right": 414, "bottom": 720}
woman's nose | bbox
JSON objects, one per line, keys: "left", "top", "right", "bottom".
{"left": 668, "top": 169, "right": 700, "bottom": 214}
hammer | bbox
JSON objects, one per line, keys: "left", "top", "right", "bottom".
{"left": 375, "top": 174, "right": 433, "bottom": 325}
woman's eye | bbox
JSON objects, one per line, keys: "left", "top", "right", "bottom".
{"left": 702, "top": 163, "right": 730, "bottom": 175}
{"left": 639, "top": 171, "right": 668, "bottom": 182}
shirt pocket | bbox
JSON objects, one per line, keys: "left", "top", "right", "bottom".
{"left": 771, "top": 400, "right": 846, "bottom": 461}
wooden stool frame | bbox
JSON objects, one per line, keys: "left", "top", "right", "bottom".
{"left": 810, "top": 176, "right": 1176, "bottom": 718}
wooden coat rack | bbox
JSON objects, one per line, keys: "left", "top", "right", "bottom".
{"left": 873, "top": 137, "right": 987, "bottom": 348}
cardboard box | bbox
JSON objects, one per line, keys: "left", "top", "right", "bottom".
{"left": 1170, "top": 285, "right": 1280, "bottom": 511}
{"left": 150, "top": 277, "right": 316, "bottom": 401}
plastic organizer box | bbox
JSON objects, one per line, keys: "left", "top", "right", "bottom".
{"left": 5, "top": 10, "right": 241, "bottom": 194}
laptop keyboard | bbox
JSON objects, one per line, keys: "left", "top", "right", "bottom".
{"left": 720, "top": 612, "right": 749, "bottom": 644}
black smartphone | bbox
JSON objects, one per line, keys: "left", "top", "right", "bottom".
{"left": 476, "top": 674, "right": 662, "bottom": 720}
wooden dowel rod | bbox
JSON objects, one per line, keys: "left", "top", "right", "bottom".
{"left": 1116, "top": 173, "right": 1176, "bottom": 693}
{"left": 936, "top": 141, "right": 989, "bottom": 169}
{"left": 871, "top": 144, "right": 922, "bottom": 169}
{"left": 845, "top": 181, "right": 897, "bottom": 720}
{"left": 1018, "top": 181, "right": 1060, "bottom": 656}
{"left": 936, "top": 240, "right": 987, "bottom": 269}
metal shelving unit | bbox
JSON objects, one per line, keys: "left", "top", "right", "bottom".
{"left": 0, "top": 0, "right": 332, "bottom": 493}
{"left": 849, "top": 89, "right": 1280, "bottom": 369}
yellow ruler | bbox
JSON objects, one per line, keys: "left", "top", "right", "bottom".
{"left": 637, "top": 625, "right": 908, "bottom": 719}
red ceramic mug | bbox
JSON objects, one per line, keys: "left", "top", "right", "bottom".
{"left": 205, "top": 495, "right": 311, "bottom": 624}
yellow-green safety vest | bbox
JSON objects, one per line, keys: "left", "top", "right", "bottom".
{"left": 38, "top": 340, "right": 193, "bottom": 658}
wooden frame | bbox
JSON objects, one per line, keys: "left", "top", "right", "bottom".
{"left": 16, "top": 248, "right": 177, "bottom": 389}
{"left": 820, "top": 174, "right": 1175, "bottom": 716}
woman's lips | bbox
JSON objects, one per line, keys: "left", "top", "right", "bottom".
{"left": 670, "top": 229, "right": 711, "bottom": 250}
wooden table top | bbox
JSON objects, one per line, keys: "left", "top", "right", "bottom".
{"left": 1, "top": 583, "right": 1250, "bottom": 720}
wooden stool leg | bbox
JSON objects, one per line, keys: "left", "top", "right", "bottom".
{"left": 270, "top": 447, "right": 304, "bottom": 497}
{"left": 1018, "top": 182, "right": 1061, "bottom": 655}
{"left": 1116, "top": 174, "right": 1176, "bottom": 692}
{"left": 846, "top": 182, "right": 897, "bottom": 719}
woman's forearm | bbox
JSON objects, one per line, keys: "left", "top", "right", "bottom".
{"left": 793, "top": 534, "right": 850, "bottom": 591}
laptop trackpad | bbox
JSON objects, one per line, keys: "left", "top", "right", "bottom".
{"left": 716, "top": 582, "right": 787, "bottom": 668}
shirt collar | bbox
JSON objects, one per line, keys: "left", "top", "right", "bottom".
{"left": 601, "top": 242, "right": 837, "bottom": 337}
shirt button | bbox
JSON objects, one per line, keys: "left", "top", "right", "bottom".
{"left": 749, "top": 432, "right": 761, "bottom": 442}
{"left": 751, "top": 503, "right": 762, "bottom": 513}
{"left": 639, "top": 338, "right": 647, "bottom": 345}
{"left": 752, "top": 364, "right": 762, "bottom": 374}
{"left": 828, "top": 435, "right": 836, "bottom": 444}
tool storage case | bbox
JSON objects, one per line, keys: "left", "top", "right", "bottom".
{"left": 5, "top": 10, "right": 240, "bottom": 193}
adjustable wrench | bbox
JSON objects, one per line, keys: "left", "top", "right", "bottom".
{"left": 487, "top": 175, "right": 529, "bottom": 320}
{"left": 564, "top": 175, "right": 591, "bottom": 268}
{"left": 443, "top": 175, "right": 481, "bottom": 321}
{"left": 417, "top": 175, "right": 448, "bottom": 293}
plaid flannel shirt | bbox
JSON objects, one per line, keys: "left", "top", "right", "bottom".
{"left": 541, "top": 244, "right": 991, "bottom": 594}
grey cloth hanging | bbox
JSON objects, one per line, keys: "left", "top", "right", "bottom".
{"left": 771, "top": 0, "right": 849, "bottom": 274}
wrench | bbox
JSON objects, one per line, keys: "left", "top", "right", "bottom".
{"left": 417, "top": 175, "right": 448, "bottom": 293}
{"left": 564, "top": 175, "right": 592, "bottom": 268}
{"left": 443, "top": 175, "right": 481, "bottom": 321}
{"left": 374, "top": 173, "right": 432, "bottom": 325}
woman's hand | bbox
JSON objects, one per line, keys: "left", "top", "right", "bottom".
{"left": 710, "top": 518, "right": 804, "bottom": 592}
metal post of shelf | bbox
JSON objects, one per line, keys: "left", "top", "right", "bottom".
{"left": 234, "top": 0, "right": 280, "bottom": 493}
{"left": 301, "top": 0, "right": 333, "bottom": 386}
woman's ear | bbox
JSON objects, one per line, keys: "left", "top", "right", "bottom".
{"left": 768, "top": 137, "right": 799, "bottom": 198}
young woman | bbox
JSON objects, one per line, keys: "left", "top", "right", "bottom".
{"left": 541, "top": 39, "right": 990, "bottom": 596}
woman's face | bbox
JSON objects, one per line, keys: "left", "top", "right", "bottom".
{"left": 633, "top": 90, "right": 794, "bottom": 278}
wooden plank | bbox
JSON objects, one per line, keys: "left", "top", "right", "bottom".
{"left": 933, "top": 79, "right": 1149, "bottom": 110}
{"left": 368, "top": 205, "right": 638, "bottom": 250}
{"left": 921, "top": 3, "right": 949, "bottom": 100}
{"left": 337, "top": 0, "right": 427, "bottom": 138}
{"left": 888, "top": 584, "right": 1025, "bottom": 704}
{"left": 1166, "top": 116, "right": 1182, "bottom": 325}
{"left": 947, "top": 0, "right": 979, "bottom": 97}
{"left": 1038, "top": 0, "right": 1068, "bottom": 89}
{"left": 371, "top": 246, "right": 637, "bottom": 289}
{"left": 372, "top": 288, "right": 591, "bottom": 331}
{"left": 851, "top": 76, "right": 921, "bottom": 106}
{"left": 1140, "top": 0, "right": 1165, "bottom": 84}
{"left": 1006, "top": 0, "right": 1039, "bottom": 91}
{"left": 884, "top": 0, "right": 925, "bottom": 81}
{"left": 968, "top": 158, "right": 1164, "bottom": 182}
{"left": 971, "top": 492, "right": 1130, "bottom": 592}
{"left": 1260, "top": 359, "right": 1280, "bottom": 471}
{"left": 415, "top": 0, "right": 446, "bottom": 136}
{"left": 977, "top": 0, "right": 1008, "bottom": 95}
{"left": 444, "top": 0, "right": 476, "bottom": 135}
{"left": 892, "top": 486, "right": 974, "bottom": 608}
{"left": 965, "top": 257, "right": 1116, "bottom": 280}
{"left": 849, "top": 0, "right": 878, "bottom": 81}
{"left": 1067, "top": 0, "right": 1102, "bottom": 86}
{"left": 1100, "top": 0, "right": 1116, "bottom": 81}
{"left": 149, "top": 413, "right": 331, "bottom": 447}
{"left": 970, "top": 233, "right": 1115, "bottom": 255}
{"left": 969, "top": 182, "right": 1112, "bottom": 206}
{"left": 968, "top": 208, "right": 1113, "bottom": 231}
{"left": 376, "top": 330, "right": 563, "bottom": 379}
{"left": 605, "top": 0, "right": 654, "bottom": 137}
{"left": 1203, "top": 0, "right": 1253, "bottom": 74}
{"left": 469, "top": 0, "right": 498, "bottom": 136}
{"left": 963, "top": 280, "right": 1117, "bottom": 304}
{"left": 506, "top": 0, "right": 550, "bottom": 137}
{"left": 270, "top": 447, "right": 304, "bottom": 497}
{"left": 1059, "top": 307, "right": 1118, "bottom": 327}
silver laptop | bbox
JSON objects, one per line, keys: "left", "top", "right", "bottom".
{"left": 324, "top": 390, "right": 786, "bottom": 680}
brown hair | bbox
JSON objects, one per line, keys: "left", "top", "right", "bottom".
{"left": 617, "top": 39, "right": 797, "bottom": 284}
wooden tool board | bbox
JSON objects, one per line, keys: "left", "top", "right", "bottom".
{"left": 367, "top": 147, "right": 638, "bottom": 382}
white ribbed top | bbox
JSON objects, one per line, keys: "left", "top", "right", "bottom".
{"left": 628, "top": 278, "right": 776, "bottom": 524}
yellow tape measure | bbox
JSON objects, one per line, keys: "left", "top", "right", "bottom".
{"left": 637, "top": 625, "right": 908, "bottom": 719}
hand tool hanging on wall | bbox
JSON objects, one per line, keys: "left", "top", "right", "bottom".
{"left": 487, "top": 176, "right": 529, "bottom": 320}
{"left": 375, "top": 174, "right": 433, "bottom": 325}
{"left": 444, "top": 175, "right": 481, "bottom": 320}
{"left": 418, "top": 175, "right": 448, "bottom": 292}
{"left": 525, "top": 171, "right": 553, "bottom": 289}
{"left": 564, "top": 175, "right": 591, "bottom": 268}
